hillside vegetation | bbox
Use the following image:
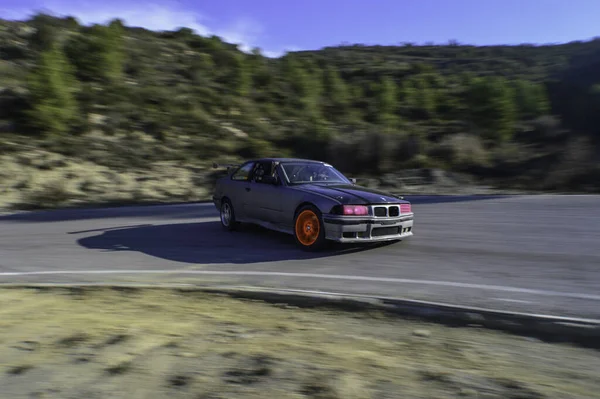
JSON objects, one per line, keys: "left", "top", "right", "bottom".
{"left": 1, "top": 14, "right": 600, "bottom": 208}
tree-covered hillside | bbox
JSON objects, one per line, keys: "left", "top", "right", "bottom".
{"left": 1, "top": 13, "right": 600, "bottom": 209}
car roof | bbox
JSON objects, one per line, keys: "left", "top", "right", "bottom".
{"left": 252, "top": 158, "right": 326, "bottom": 164}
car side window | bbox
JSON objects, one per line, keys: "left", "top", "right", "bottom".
{"left": 273, "top": 168, "right": 281, "bottom": 183}
{"left": 231, "top": 162, "right": 254, "bottom": 181}
{"left": 251, "top": 162, "right": 271, "bottom": 183}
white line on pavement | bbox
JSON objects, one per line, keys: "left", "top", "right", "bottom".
{"left": 491, "top": 298, "right": 533, "bottom": 304}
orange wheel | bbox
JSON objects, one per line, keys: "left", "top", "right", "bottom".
{"left": 294, "top": 205, "right": 326, "bottom": 250}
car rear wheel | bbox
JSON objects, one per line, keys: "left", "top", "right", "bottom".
{"left": 220, "top": 199, "right": 238, "bottom": 231}
{"left": 294, "top": 205, "right": 327, "bottom": 251}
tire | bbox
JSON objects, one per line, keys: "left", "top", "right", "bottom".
{"left": 293, "top": 205, "right": 327, "bottom": 251}
{"left": 220, "top": 199, "right": 239, "bottom": 231}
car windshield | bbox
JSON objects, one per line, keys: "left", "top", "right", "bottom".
{"left": 280, "top": 162, "right": 351, "bottom": 185}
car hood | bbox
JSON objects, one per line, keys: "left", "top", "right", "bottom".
{"left": 291, "top": 183, "right": 408, "bottom": 205}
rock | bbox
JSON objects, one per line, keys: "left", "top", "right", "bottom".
{"left": 412, "top": 329, "right": 431, "bottom": 338}
{"left": 13, "top": 340, "right": 39, "bottom": 351}
{"left": 221, "top": 123, "right": 248, "bottom": 138}
{"left": 379, "top": 173, "right": 404, "bottom": 189}
{"left": 459, "top": 388, "right": 479, "bottom": 397}
{"left": 88, "top": 113, "right": 108, "bottom": 125}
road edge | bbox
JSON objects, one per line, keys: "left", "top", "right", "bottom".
{"left": 200, "top": 286, "right": 600, "bottom": 349}
{"left": 2, "top": 283, "right": 599, "bottom": 350}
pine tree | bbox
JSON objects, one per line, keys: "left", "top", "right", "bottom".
{"left": 26, "top": 44, "right": 79, "bottom": 136}
{"left": 375, "top": 76, "right": 397, "bottom": 126}
{"left": 413, "top": 75, "right": 436, "bottom": 119}
{"left": 279, "top": 55, "right": 323, "bottom": 115}
{"left": 467, "top": 76, "right": 516, "bottom": 142}
{"left": 29, "top": 13, "right": 60, "bottom": 52}
{"left": 248, "top": 48, "right": 271, "bottom": 91}
{"left": 514, "top": 79, "right": 551, "bottom": 119}
{"left": 229, "top": 52, "right": 251, "bottom": 97}
{"left": 322, "top": 67, "right": 349, "bottom": 120}
{"left": 65, "top": 20, "right": 124, "bottom": 83}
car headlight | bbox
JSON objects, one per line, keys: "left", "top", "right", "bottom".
{"left": 330, "top": 205, "right": 369, "bottom": 216}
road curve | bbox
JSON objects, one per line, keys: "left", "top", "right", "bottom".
{"left": 1, "top": 195, "right": 600, "bottom": 319}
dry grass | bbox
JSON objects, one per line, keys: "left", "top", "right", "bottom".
{"left": 0, "top": 287, "right": 599, "bottom": 399}
{"left": 0, "top": 149, "right": 208, "bottom": 210}
{"left": 0, "top": 145, "right": 529, "bottom": 213}
{"left": 0, "top": 129, "right": 536, "bottom": 213}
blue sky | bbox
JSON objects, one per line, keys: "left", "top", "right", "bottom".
{"left": 2, "top": 0, "right": 599, "bottom": 57}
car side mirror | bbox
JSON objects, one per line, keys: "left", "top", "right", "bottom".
{"left": 262, "top": 176, "right": 279, "bottom": 185}
{"left": 350, "top": 178, "right": 357, "bottom": 184}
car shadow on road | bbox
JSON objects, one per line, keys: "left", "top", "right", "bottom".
{"left": 72, "top": 221, "right": 392, "bottom": 264}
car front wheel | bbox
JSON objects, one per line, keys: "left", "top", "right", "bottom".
{"left": 220, "top": 199, "right": 238, "bottom": 231}
{"left": 293, "top": 205, "right": 327, "bottom": 251}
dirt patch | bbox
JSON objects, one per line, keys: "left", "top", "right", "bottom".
{"left": 0, "top": 287, "right": 598, "bottom": 399}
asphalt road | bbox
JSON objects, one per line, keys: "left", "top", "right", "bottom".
{"left": 1, "top": 195, "right": 600, "bottom": 319}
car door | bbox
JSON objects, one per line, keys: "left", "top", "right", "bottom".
{"left": 227, "top": 161, "right": 255, "bottom": 220}
{"left": 245, "top": 161, "right": 283, "bottom": 223}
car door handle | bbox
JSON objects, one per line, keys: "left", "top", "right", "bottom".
{"left": 245, "top": 187, "right": 251, "bottom": 192}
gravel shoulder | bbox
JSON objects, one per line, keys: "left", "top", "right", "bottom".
{"left": 1, "top": 287, "right": 599, "bottom": 399}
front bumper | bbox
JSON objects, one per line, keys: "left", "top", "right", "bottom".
{"left": 323, "top": 213, "right": 414, "bottom": 243}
